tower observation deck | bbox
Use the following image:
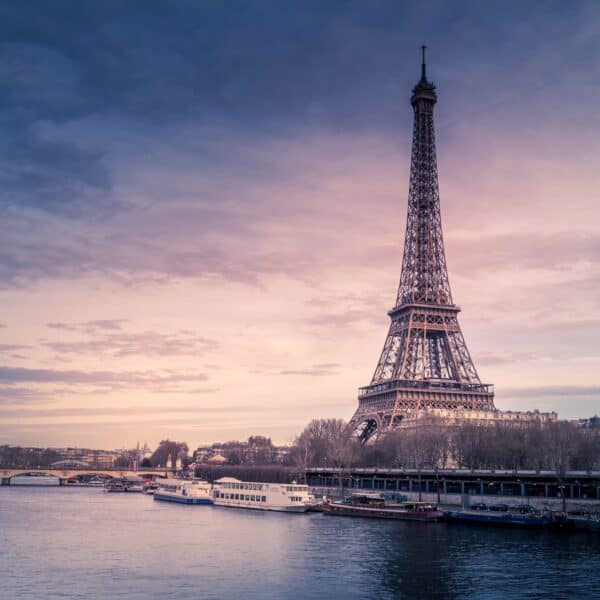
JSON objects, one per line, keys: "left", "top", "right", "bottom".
{"left": 349, "top": 48, "right": 495, "bottom": 442}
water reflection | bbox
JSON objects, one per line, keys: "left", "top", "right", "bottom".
{"left": 376, "top": 524, "right": 456, "bottom": 599}
{"left": 0, "top": 487, "right": 599, "bottom": 600}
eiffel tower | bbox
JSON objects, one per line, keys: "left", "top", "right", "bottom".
{"left": 349, "top": 48, "right": 494, "bottom": 442}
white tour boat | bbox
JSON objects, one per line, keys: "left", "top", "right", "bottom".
{"left": 212, "top": 477, "right": 312, "bottom": 512}
{"left": 153, "top": 478, "right": 213, "bottom": 505}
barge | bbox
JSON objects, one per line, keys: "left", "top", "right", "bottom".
{"left": 323, "top": 493, "right": 444, "bottom": 522}
{"left": 153, "top": 479, "right": 213, "bottom": 505}
{"left": 446, "top": 505, "right": 569, "bottom": 528}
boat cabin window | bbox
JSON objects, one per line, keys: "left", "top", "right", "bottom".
{"left": 350, "top": 494, "right": 385, "bottom": 507}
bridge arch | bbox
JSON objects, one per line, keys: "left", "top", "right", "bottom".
{"left": 137, "top": 472, "right": 168, "bottom": 479}
{"left": 1, "top": 467, "right": 170, "bottom": 484}
{"left": 3, "top": 470, "right": 65, "bottom": 480}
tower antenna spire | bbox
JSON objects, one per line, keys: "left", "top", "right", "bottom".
{"left": 421, "top": 45, "right": 427, "bottom": 80}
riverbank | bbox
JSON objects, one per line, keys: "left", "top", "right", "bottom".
{"left": 311, "top": 486, "right": 600, "bottom": 513}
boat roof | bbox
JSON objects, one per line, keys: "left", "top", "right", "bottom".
{"left": 159, "top": 478, "right": 186, "bottom": 486}
{"left": 215, "top": 477, "right": 242, "bottom": 483}
{"left": 351, "top": 493, "right": 384, "bottom": 498}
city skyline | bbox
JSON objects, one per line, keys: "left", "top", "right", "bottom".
{"left": 1, "top": 2, "right": 600, "bottom": 447}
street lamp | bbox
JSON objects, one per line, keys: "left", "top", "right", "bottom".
{"left": 434, "top": 468, "right": 441, "bottom": 505}
{"left": 557, "top": 483, "right": 566, "bottom": 514}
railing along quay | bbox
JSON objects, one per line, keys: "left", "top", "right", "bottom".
{"left": 306, "top": 467, "right": 600, "bottom": 504}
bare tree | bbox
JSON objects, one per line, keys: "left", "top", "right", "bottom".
{"left": 292, "top": 419, "right": 358, "bottom": 472}
{"left": 546, "top": 422, "right": 579, "bottom": 513}
{"left": 395, "top": 424, "right": 448, "bottom": 501}
{"left": 573, "top": 427, "right": 600, "bottom": 471}
{"left": 150, "top": 440, "right": 188, "bottom": 468}
{"left": 452, "top": 424, "right": 489, "bottom": 469}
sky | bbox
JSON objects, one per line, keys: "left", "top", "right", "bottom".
{"left": 0, "top": 0, "right": 599, "bottom": 450}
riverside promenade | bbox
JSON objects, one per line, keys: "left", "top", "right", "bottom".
{"left": 306, "top": 467, "right": 600, "bottom": 512}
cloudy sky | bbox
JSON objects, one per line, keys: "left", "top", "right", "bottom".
{"left": 1, "top": 1, "right": 599, "bottom": 449}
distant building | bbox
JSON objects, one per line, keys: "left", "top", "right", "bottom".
{"left": 397, "top": 408, "right": 559, "bottom": 430}
{"left": 193, "top": 446, "right": 214, "bottom": 463}
{"left": 47, "top": 447, "right": 120, "bottom": 467}
{"left": 207, "top": 453, "right": 227, "bottom": 465}
{"left": 273, "top": 447, "right": 290, "bottom": 463}
{"left": 193, "top": 437, "right": 291, "bottom": 465}
{"left": 50, "top": 459, "right": 91, "bottom": 468}
{"left": 579, "top": 416, "right": 600, "bottom": 429}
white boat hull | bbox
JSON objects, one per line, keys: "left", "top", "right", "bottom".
{"left": 212, "top": 477, "right": 312, "bottom": 513}
{"left": 154, "top": 491, "right": 213, "bottom": 505}
{"left": 213, "top": 500, "right": 308, "bottom": 513}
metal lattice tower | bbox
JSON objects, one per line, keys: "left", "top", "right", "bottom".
{"left": 349, "top": 48, "right": 495, "bottom": 442}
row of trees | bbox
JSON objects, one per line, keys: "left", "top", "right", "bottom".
{"left": 290, "top": 418, "right": 600, "bottom": 473}
{"left": 0, "top": 446, "right": 63, "bottom": 468}
{"left": 218, "top": 436, "right": 278, "bottom": 465}
{"left": 147, "top": 440, "right": 189, "bottom": 468}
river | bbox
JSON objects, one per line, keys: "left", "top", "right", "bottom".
{"left": 0, "top": 485, "right": 598, "bottom": 599}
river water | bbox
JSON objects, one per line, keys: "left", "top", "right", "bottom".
{"left": 1, "top": 486, "right": 599, "bottom": 599}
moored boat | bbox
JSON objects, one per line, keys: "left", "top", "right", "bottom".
{"left": 446, "top": 505, "right": 568, "bottom": 528}
{"left": 567, "top": 513, "right": 600, "bottom": 532}
{"left": 153, "top": 479, "right": 213, "bottom": 505}
{"left": 323, "top": 493, "right": 443, "bottom": 522}
{"left": 105, "top": 479, "right": 125, "bottom": 492}
{"left": 104, "top": 477, "right": 144, "bottom": 492}
{"left": 124, "top": 483, "right": 144, "bottom": 493}
{"left": 212, "top": 477, "right": 312, "bottom": 512}
{"left": 142, "top": 481, "right": 160, "bottom": 495}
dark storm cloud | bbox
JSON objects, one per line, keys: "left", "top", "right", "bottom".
{"left": 0, "top": 1, "right": 388, "bottom": 215}
{"left": 1, "top": 0, "right": 595, "bottom": 218}
{"left": 0, "top": 0, "right": 595, "bottom": 284}
{"left": 0, "top": 37, "right": 110, "bottom": 215}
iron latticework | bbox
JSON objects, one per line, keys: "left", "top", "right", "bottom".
{"left": 349, "top": 48, "right": 494, "bottom": 442}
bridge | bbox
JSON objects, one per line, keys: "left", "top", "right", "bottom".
{"left": 1, "top": 467, "right": 174, "bottom": 485}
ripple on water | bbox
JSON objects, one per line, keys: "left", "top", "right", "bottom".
{"left": 1, "top": 487, "right": 599, "bottom": 600}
